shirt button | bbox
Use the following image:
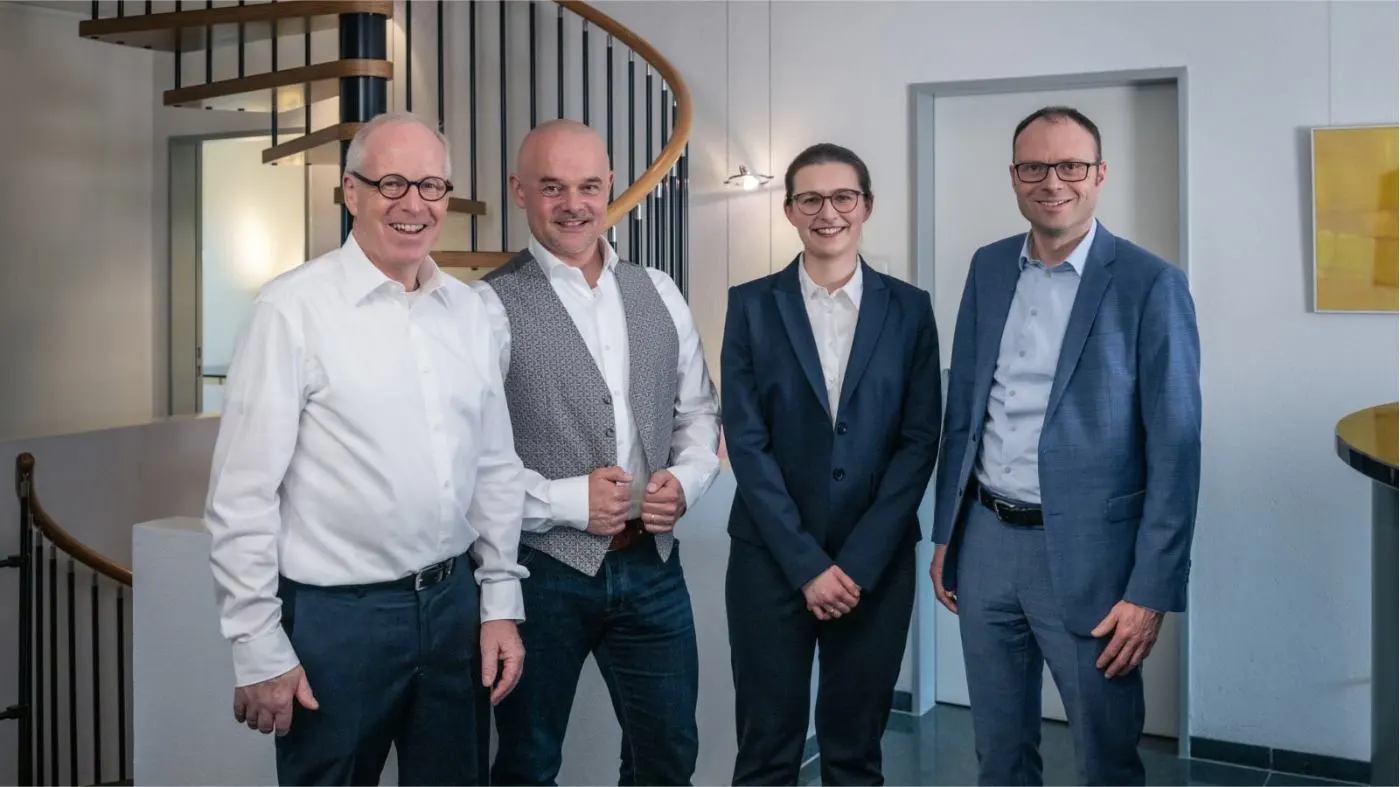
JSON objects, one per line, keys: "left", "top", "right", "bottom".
{"left": 1030, "top": 309, "right": 1039, "bottom": 317}
{"left": 1019, "top": 350, "right": 1026, "bottom": 358}
{"left": 832, "top": 468, "right": 845, "bottom": 481}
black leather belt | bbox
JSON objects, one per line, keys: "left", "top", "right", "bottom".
{"left": 397, "top": 555, "right": 456, "bottom": 591}
{"left": 973, "top": 479, "right": 1044, "bottom": 526}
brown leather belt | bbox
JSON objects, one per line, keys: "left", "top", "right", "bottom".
{"left": 610, "top": 518, "right": 650, "bottom": 550}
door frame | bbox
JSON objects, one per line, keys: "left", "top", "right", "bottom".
{"left": 905, "top": 66, "right": 1192, "bottom": 757}
{"left": 167, "top": 131, "right": 312, "bottom": 416}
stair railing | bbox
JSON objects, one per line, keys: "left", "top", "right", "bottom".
{"left": 3, "top": 454, "right": 132, "bottom": 787}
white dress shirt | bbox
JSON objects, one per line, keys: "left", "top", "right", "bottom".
{"left": 205, "top": 235, "right": 528, "bottom": 688}
{"left": 798, "top": 257, "right": 864, "bottom": 420}
{"left": 470, "top": 237, "right": 721, "bottom": 531}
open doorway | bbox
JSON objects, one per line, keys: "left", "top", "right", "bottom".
{"left": 909, "top": 68, "right": 1191, "bottom": 752}
{"left": 169, "top": 134, "right": 307, "bottom": 415}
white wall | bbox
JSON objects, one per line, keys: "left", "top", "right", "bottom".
{"left": 199, "top": 136, "right": 306, "bottom": 373}
{"left": 0, "top": 2, "right": 158, "bottom": 442}
{"left": 597, "top": 0, "right": 1399, "bottom": 763}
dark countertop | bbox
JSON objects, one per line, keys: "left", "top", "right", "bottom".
{"left": 1336, "top": 402, "right": 1399, "bottom": 489}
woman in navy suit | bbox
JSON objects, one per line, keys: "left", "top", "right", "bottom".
{"left": 721, "top": 143, "right": 943, "bottom": 785}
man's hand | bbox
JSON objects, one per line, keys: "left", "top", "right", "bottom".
{"left": 931, "top": 544, "right": 957, "bottom": 614}
{"left": 1090, "top": 601, "right": 1164, "bottom": 678}
{"left": 232, "top": 665, "right": 318, "bottom": 736}
{"left": 587, "top": 466, "right": 632, "bottom": 535}
{"left": 802, "top": 565, "right": 861, "bottom": 621}
{"left": 641, "top": 469, "right": 686, "bottom": 533}
{"left": 481, "top": 619, "right": 525, "bottom": 706}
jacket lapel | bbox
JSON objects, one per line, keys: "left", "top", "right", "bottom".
{"left": 836, "top": 261, "right": 888, "bottom": 416}
{"left": 971, "top": 249, "right": 1021, "bottom": 413}
{"left": 773, "top": 258, "right": 832, "bottom": 418}
{"left": 1044, "top": 229, "right": 1117, "bottom": 423}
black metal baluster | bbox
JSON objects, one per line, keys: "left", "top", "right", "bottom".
{"left": 67, "top": 561, "right": 77, "bottom": 787}
{"left": 628, "top": 51, "right": 638, "bottom": 260}
{"left": 437, "top": 0, "right": 446, "bottom": 130}
{"left": 117, "top": 588, "right": 128, "bottom": 782}
{"left": 270, "top": 18, "right": 279, "bottom": 149}
{"left": 660, "top": 84, "right": 670, "bottom": 277}
{"left": 678, "top": 145, "right": 688, "bottom": 293}
{"left": 117, "top": 0, "right": 123, "bottom": 17}
{"left": 556, "top": 5, "right": 564, "bottom": 118}
{"left": 237, "top": 1, "right": 245, "bottom": 79}
{"left": 645, "top": 65, "right": 654, "bottom": 268}
{"left": 499, "top": 0, "right": 508, "bottom": 250}
{"left": 90, "top": 1, "right": 97, "bottom": 19}
{"left": 173, "top": 2, "right": 182, "bottom": 90}
{"left": 49, "top": 547, "right": 58, "bottom": 784}
{"left": 14, "top": 469, "right": 33, "bottom": 787}
{"left": 469, "top": 0, "right": 479, "bottom": 248}
{"left": 92, "top": 576, "right": 102, "bottom": 785}
{"left": 528, "top": 2, "right": 536, "bottom": 128}
{"left": 35, "top": 534, "right": 44, "bottom": 787}
{"left": 146, "top": 0, "right": 152, "bottom": 14}
{"left": 605, "top": 34, "right": 614, "bottom": 201}
{"left": 405, "top": 0, "right": 412, "bottom": 112}
{"left": 304, "top": 21, "right": 311, "bottom": 152}
{"left": 581, "top": 20, "right": 589, "bottom": 125}
{"left": 205, "top": 1, "right": 213, "bottom": 85}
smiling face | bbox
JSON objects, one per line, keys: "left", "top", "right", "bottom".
{"left": 784, "top": 161, "right": 871, "bottom": 264}
{"left": 1010, "top": 115, "right": 1105, "bottom": 242}
{"left": 511, "top": 122, "right": 613, "bottom": 268}
{"left": 342, "top": 120, "right": 449, "bottom": 274}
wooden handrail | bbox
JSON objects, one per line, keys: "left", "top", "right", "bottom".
{"left": 15, "top": 454, "right": 132, "bottom": 587}
{"left": 554, "top": 1, "right": 692, "bottom": 230}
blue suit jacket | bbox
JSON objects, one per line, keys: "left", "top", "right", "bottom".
{"left": 931, "top": 225, "right": 1202, "bottom": 634}
{"left": 721, "top": 258, "right": 943, "bottom": 593}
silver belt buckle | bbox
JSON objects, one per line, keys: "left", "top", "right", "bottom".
{"left": 991, "top": 498, "right": 1015, "bottom": 521}
{"left": 413, "top": 557, "right": 453, "bottom": 591}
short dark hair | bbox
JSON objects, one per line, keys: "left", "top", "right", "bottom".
{"left": 783, "top": 142, "right": 873, "bottom": 204}
{"left": 1013, "top": 106, "right": 1102, "bottom": 161}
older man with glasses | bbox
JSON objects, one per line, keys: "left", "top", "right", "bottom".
{"left": 205, "top": 111, "right": 528, "bottom": 786}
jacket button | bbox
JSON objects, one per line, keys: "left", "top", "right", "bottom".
{"left": 833, "top": 468, "right": 845, "bottom": 481}
{"left": 603, "top": 393, "right": 612, "bottom": 405}
{"left": 836, "top": 421, "right": 848, "bottom": 435}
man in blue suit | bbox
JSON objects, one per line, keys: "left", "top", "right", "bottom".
{"left": 722, "top": 143, "right": 942, "bottom": 785}
{"left": 930, "top": 106, "right": 1201, "bottom": 786}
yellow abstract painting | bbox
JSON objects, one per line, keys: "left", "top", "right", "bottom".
{"left": 1312, "top": 124, "right": 1399, "bottom": 312}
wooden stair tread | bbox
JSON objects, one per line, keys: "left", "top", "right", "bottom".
{"left": 79, "top": 0, "right": 393, "bottom": 52}
{"left": 165, "top": 59, "right": 392, "bottom": 112}
{"left": 333, "top": 188, "right": 486, "bottom": 217}
{"left": 434, "top": 251, "right": 516, "bottom": 269}
{"left": 262, "top": 122, "right": 361, "bottom": 165}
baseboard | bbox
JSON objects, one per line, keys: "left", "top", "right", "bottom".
{"left": 893, "top": 689, "right": 914, "bottom": 713}
{"left": 1189, "top": 736, "right": 1369, "bottom": 784}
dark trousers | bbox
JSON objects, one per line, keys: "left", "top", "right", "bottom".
{"left": 490, "top": 540, "right": 699, "bottom": 786}
{"left": 957, "top": 500, "right": 1146, "bottom": 786}
{"left": 273, "top": 558, "right": 486, "bottom": 786}
{"left": 727, "top": 537, "right": 916, "bottom": 786}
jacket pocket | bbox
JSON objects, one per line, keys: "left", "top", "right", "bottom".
{"left": 1105, "top": 489, "right": 1147, "bottom": 521}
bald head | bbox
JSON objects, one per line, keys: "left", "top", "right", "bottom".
{"left": 510, "top": 120, "right": 613, "bottom": 269}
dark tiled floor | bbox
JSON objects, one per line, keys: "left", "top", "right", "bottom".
{"left": 799, "top": 704, "right": 1360, "bottom": 786}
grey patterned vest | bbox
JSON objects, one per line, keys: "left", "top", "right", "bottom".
{"left": 482, "top": 251, "right": 680, "bottom": 576}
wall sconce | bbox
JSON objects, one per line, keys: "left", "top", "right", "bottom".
{"left": 725, "top": 164, "right": 773, "bottom": 191}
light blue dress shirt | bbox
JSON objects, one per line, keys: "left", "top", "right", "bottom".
{"left": 976, "top": 219, "right": 1098, "bottom": 505}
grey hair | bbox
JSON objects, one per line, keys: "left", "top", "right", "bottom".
{"left": 342, "top": 111, "right": 453, "bottom": 179}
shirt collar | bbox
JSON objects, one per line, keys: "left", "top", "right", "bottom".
{"left": 798, "top": 254, "right": 864, "bottom": 305}
{"left": 339, "top": 233, "right": 450, "bottom": 305}
{"left": 1019, "top": 217, "right": 1098, "bottom": 275}
{"left": 529, "top": 235, "right": 620, "bottom": 282}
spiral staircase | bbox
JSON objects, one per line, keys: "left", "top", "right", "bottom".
{"left": 2, "top": 2, "right": 691, "bottom": 784}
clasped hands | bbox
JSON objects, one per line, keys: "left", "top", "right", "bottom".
{"left": 586, "top": 465, "right": 685, "bottom": 535}
{"left": 802, "top": 565, "right": 861, "bottom": 621}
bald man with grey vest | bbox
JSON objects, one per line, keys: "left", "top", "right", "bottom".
{"left": 470, "top": 120, "right": 721, "bottom": 786}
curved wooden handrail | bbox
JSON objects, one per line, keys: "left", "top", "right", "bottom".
{"left": 15, "top": 453, "right": 133, "bottom": 587}
{"left": 554, "top": 0, "right": 693, "bottom": 230}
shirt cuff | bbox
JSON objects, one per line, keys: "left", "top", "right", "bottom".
{"left": 666, "top": 464, "right": 703, "bottom": 516}
{"left": 480, "top": 579, "right": 525, "bottom": 622}
{"left": 230, "top": 626, "right": 300, "bottom": 688}
{"left": 548, "top": 476, "right": 591, "bottom": 530}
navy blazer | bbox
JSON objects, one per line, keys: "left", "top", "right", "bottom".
{"left": 931, "top": 224, "right": 1202, "bottom": 635}
{"left": 721, "top": 257, "right": 943, "bottom": 593}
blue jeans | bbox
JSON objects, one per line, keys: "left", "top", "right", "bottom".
{"left": 274, "top": 557, "right": 487, "bottom": 785}
{"left": 491, "top": 539, "right": 699, "bottom": 786}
